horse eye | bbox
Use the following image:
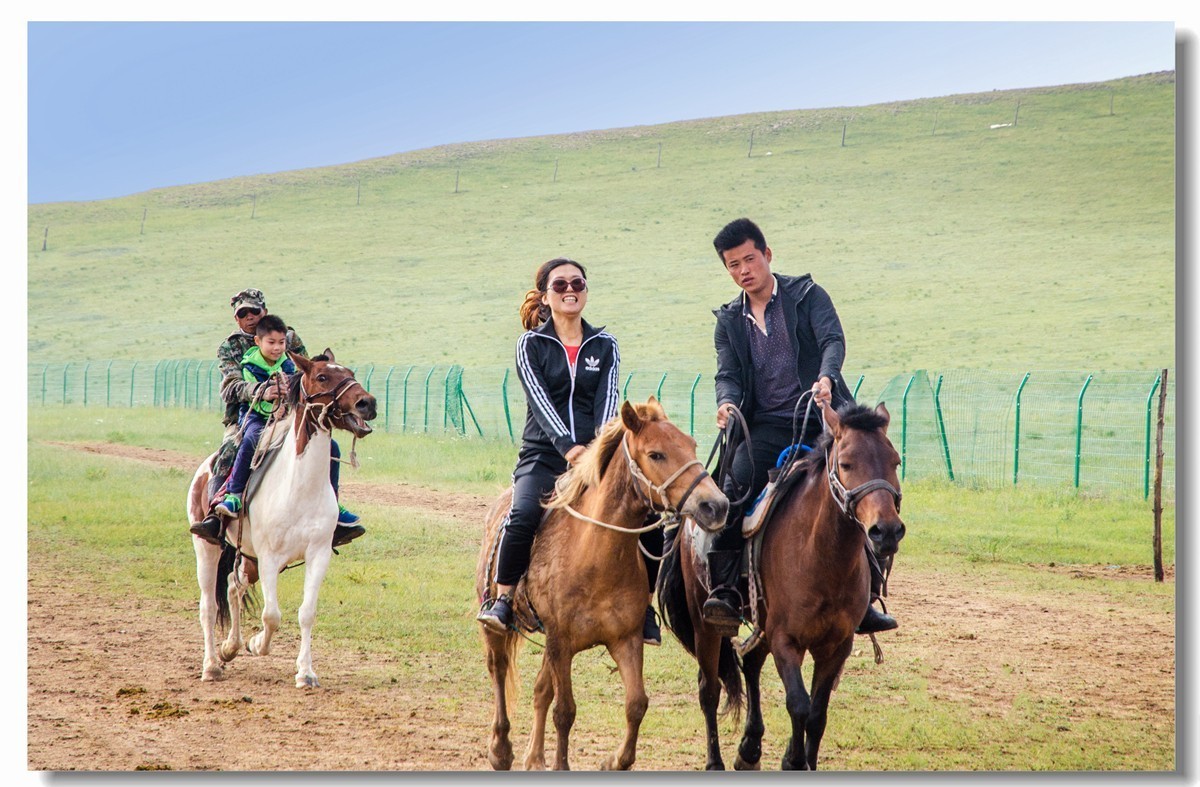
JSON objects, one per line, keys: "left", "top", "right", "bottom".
{"left": 839, "top": 462, "right": 853, "bottom": 472}
{"left": 648, "top": 451, "right": 666, "bottom": 462}
{"left": 317, "top": 374, "right": 328, "bottom": 382}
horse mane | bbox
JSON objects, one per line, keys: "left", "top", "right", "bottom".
{"left": 546, "top": 401, "right": 668, "bottom": 511}
{"left": 802, "top": 402, "right": 890, "bottom": 472}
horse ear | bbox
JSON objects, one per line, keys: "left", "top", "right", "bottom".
{"left": 645, "top": 396, "right": 666, "bottom": 418}
{"left": 621, "top": 400, "right": 643, "bottom": 434}
{"left": 821, "top": 399, "right": 843, "bottom": 439}
{"left": 323, "top": 348, "right": 336, "bottom": 363}
{"left": 875, "top": 402, "right": 891, "bottom": 434}
{"left": 289, "top": 351, "right": 312, "bottom": 374}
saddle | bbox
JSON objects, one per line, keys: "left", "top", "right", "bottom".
{"left": 741, "top": 444, "right": 812, "bottom": 537}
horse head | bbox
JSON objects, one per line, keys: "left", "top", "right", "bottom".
{"left": 620, "top": 397, "right": 729, "bottom": 531}
{"left": 821, "top": 401, "right": 906, "bottom": 557}
{"left": 289, "top": 348, "right": 377, "bottom": 437}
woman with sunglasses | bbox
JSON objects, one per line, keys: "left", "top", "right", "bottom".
{"left": 477, "top": 258, "right": 663, "bottom": 645}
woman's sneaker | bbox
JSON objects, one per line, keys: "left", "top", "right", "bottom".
{"left": 476, "top": 593, "right": 514, "bottom": 633}
{"left": 643, "top": 605, "right": 662, "bottom": 646}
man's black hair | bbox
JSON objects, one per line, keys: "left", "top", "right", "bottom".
{"left": 713, "top": 217, "right": 768, "bottom": 262}
{"left": 255, "top": 314, "right": 287, "bottom": 336}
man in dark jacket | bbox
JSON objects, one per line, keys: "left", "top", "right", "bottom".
{"left": 703, "top": 218, "right": 896, "bottom": 636}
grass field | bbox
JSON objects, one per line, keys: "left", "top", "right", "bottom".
{"left": 26, "top": 408, "right": 1176, "bottom": 770}
{"left": 27, "top": 72, "right": 1174, "bottom": 377}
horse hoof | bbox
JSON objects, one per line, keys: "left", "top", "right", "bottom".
{"left": 295, "top": 674, "right": 320, "bottom": 689}
{"left": 488, "top": 753, "right": 514, "bottom": 771}
{"left": 705, "top": 761, "right": 726, "bottom": 771}
{"left": 201, "top": 666, "right": 225, "bottom": 682}
{"left": 218, "top": 644, "right": 240, "bottom": 663}
{"left": 734, "top": 755, "right": 761, "bottom": 771}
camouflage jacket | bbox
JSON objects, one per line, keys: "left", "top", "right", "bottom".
{"left": 218, "top": 327, "right": 307, "bottom": 425}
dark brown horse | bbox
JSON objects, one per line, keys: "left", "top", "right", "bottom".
{"left": 658, "top": 401, "right": 905, "bottom": 770}
{"left": 475, "top": 398, "right": 728, "bottom": 770}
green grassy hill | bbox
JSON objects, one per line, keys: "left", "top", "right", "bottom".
{"left": 28, "top": 71, "right": 1175, "bottom": 376}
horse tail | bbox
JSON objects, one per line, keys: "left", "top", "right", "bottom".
{"left": 214, "top": 542, "right": 237, "bottom": 630}
{"left": 503, "top": 632, "right": 521, "bottom": 709}
{"left": 717, "top": 637, "right": 744, "bottom": 722}
{"left": 655, "top": 530, "right": 697, "bottom": 658}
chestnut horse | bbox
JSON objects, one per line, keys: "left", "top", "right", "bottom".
{"left": 186, "top": 349, "right": 376, "bottom": 688}
{"left": 658, "top": 401, "right": 905, "bottom": 770}
{"left": 475, "top": 398, "right": 729, "bottom": 770}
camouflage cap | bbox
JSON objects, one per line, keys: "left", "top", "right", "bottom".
{"left": 230, "top": 287, "right": 266, "bottom": 312}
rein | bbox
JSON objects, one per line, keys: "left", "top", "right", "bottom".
{"left": 562, "top": 432, "right": 707, "bottom": 561}
{"left": 298, "top": 374, "right": 366, "bottom": 467}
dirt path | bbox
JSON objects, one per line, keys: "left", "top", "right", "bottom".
{"left": 28, "top": 441, "right": 1176, "bottom": 771}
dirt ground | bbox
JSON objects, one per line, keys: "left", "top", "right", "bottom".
{"left": 27, "top": 442, "right": 1176, "bottom": 771}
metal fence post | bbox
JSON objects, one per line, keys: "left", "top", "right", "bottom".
{"left": 194, "top": 360, "right": 203, "bottom": 409}
{"left": 362, "top": 365, "right": 375, "bottom": 393}
{"left": 688, "top": 373, "right": 702, "bottom": 436}
{"left": 501, "top": 368, "right": 514, "bottom": 443}
{"left": 933, "top": 373, "right": 955, "bottom": 481}
{"left": 1074, "top": 375, "right": 1093, "bottom": 488}
{"left": 623, "top": 372, "right": 635, "bottom": 401}
{"left": 62, "top": 363, "right": 71, "bottom": 406}
{"left": 181, "top": 360, "right": 192, "bottom": 408}
{"left": 442, "top": 367, "right": 453, "bottom": 431}
{"left": 401, "top": 366, "right": 415, "bottom": 433}
{"left": 423, "top": 367, "right": 436, "bottom": 433}
{"left": 129, "top": 361, "right": 138, "bottom": 408}
{"left": 106, "top": 360, "right": 114, "bottom": 407}
{"left": 41, "top": 364, "right": 48, "bottom": 406}
{"left": 1144, "top": 372, "right": 1163, "bottom": 499}
{"left": 1013, "top": 372, "right": 1031, "bottom": 485}
{"left": 900, "top": 374, "right": 915, "bottom": 480}
{"left": 82, "top": 362, "right": 91, "bottom": 406}
{"left": 655, "top": 373, "right": 667, "bottom": 403}
{"left": 383, "top": 366, "right": 396, "bottom": 431}
{"left": 206, "top": 360, "right": 218, "bottom": 410}
{"left": 152, "top": 360, "right": 163, "bottom": 407}
{"left": 853, "top": 374, "right": 864, "bottom": 401}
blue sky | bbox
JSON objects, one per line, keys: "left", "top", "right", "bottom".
{"left": 26, "top": 21, "right": 1177, "bottom": 204}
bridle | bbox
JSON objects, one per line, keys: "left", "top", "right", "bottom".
{"left": 299, "top": 374, "right": 368, "bottom": 432}
{"left": 620, "top": 434, "right": 709, "bottom": 519}
{"left": 563, "top": 432, "right": 710, "bottom": 560}
{"left": 825, "top": 438, "right": 902, "bottom": 528}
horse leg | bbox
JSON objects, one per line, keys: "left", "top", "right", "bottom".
{"left": 774, "top": 642, "right": 812, "bottom": 770}
{"left": 548, "top": 646, "right": 577, "bottom": 771}
{"left": 695, "top": 630, "right": 726, "bottom": 770}
{"left": 248, "top": 557, "right": 283, "bottom": 658}
{"left": 599, "top": 636, "right": 648, "bottom": 771}
{"left": 523, "top": 657, "right": 553, "bottom": 771}
{"left": 484, "top": 629, "right": 516, "bottom": 771}
{"left": 293, "top": 546, "right": 333, "bottom": 689}
{"left": 804, "top": 640, "right": 854, "bottom": 770}
{"left": 734, "top": 645, "right": 769, "bottom": 770}
{"left": 194, "top": 541, "right": 225, "bottom": 681}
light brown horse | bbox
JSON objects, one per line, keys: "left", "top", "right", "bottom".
{"left": 475, "top": 398, "right": 729, "bottom": 770}
{"left": 658, "top": 401, "right": 905, "bottom": 770}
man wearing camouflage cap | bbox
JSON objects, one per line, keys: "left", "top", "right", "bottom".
{"left": 189, "top": 287, "right": 366, "bottom": 548}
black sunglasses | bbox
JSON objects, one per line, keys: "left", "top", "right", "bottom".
{"left": 236, "top": 307, "right": 263, "bottom": 318}
{"left": 549, "top": 277, "right": 587, "bottom": 294}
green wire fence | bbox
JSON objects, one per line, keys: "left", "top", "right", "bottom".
{"left": 28, "top": 361, "right": 1174, "bottom": 501}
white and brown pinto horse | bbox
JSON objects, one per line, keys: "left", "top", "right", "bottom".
{"left": 475, "top": 399, "right": 729, "bottom": 770}
{"left": 186, "top": 349, "right": 376, "bottom": 688}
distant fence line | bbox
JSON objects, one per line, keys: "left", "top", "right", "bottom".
{"left": 28, "top": 361, "right": 1174, "bottom": 502}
